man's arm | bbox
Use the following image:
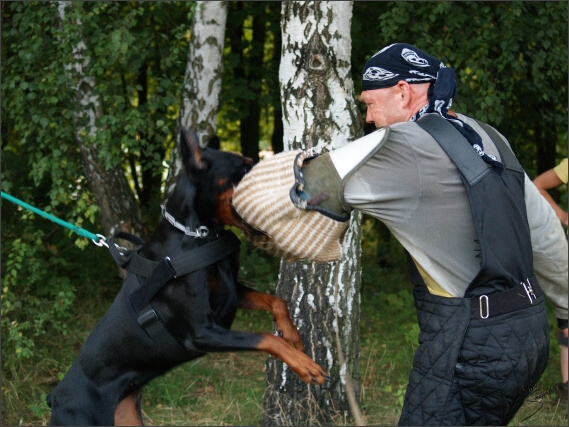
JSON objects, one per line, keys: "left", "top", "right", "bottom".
{"left": 525, "top": 174, "right": 568, "bottom": 322}
{"left": 533, "top": 168, "right": 568, "bottom": 227}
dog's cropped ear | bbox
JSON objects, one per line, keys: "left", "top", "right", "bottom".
{"left": 180, "top": 127, "right": 205, "bottom": 170}
{"left": 205, "top": 135, "right": 220, "bottom": 150}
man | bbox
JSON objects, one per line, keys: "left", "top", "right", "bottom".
{"left": 533, "top": 158, "right": 568, "bottom": 398}
{"left": 233, "top": 43, "right": 568, "bottom": 425}
{"left": 533, "top": 158, "right": 569, "bottom": 227}
{"left": 344, "top": 43, "right": 568, "bottom": 425}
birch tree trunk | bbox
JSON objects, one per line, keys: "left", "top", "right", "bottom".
{"left": 263, "top": 2, "right": 364, "bottom": 425}
{"left": 166, "top": 1, "right": 227, "bottom": 193}
{"left": 57, "top": 2, "right": 141, "bottom": 237}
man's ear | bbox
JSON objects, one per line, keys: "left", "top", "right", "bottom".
{"left": 180, "top": 127, "right": 205, "bottom": 170}
{"left": 396, "top": 80, "right": 411, "bottom": 108}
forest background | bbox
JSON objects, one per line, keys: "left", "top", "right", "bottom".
{"left": 1, "top": 1, "right": 567, "bottom": 425}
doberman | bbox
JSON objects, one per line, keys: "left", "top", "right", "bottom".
{"left": 46, "top": 128, "right": 329, "bottom": 426}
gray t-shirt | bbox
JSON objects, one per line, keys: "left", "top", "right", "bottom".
{"left": 334, "top": 114, "right": 567, "bottom": 318}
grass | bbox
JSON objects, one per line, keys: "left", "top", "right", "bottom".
{"left": 2, "top": 245, "right": 567, "bottom": 426}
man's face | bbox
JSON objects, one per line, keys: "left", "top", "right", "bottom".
{"left": 360, "top": 87, "right": 406, "bottom": 128}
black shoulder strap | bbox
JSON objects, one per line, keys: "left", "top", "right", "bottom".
{"left": 127, "top": 230, "right": 241, "bottom": 355}
{"left": 108, "top": 229, "right": 241, "bottom": 311}
{"left": 129, "top": 230, "right": 241, "bottom": 312}
{"left": 125, "top": 273, "right": 190, "bottom": 358}
{"left": 108, "top": 229, "right": 241, "bottom": 278}
{"left": 417, "top": 114, "right": 490, "bottom": 187}
{"left": 170, "top": 230, "right": 241, "bottom": 277}
{"left": 108, "top": 230, "right": 240, "bottom": 357}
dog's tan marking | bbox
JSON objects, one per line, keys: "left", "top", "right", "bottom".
{"left": 115, "top": 393, "right": 143, "bottom": 426}
{"left": 239, "top": 290, "right": 304, "bottom": 351}
{"left": 217, "top": 188, "right": 244, "bottom": 228}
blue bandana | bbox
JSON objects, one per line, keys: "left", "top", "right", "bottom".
{"left": 362, "top": 43, "right": 443, "bottom": 91}
{"left": 362, "top": 43, "right": 502, "bottom": 169}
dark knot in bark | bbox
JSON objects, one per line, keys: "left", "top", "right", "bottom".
{"left": 309, "top": 53, "right": 325, "bottom": 71}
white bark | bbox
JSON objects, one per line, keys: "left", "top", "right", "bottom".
{"left": 57, "top": 2, "right": 140, "bottom": 237}
{"left": 279, "top": 1, "right": 361, "bottom": 150}
{"left": 57, "top": 2, "right": 100, "bottom": 139}
{"left": 264, "top": 2, "right": 364, "bottom": 425}
{"left": 167, "top": 1, "right": 228, "bottom": 192}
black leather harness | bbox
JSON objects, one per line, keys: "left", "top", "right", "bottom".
{"left": 107, "top": 229, "right": 241, "bottom": 355}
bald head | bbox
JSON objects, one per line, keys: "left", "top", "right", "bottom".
{"left": 360, "top": 81, "right": 431, "bottom": 128}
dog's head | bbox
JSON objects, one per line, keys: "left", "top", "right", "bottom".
{"left": 179, "top": 127, "right": 253, "bottom": 230}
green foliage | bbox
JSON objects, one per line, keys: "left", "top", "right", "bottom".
{"left": 70, "top": 1, "right": 190, "bottom": 168}
{"left": 2, "top": 2, "right": 81, "bottom": 202}
{"left": 372, "top": 2, "right": 567, "bottom": 121}
{"left": 220, "top": 2, "right": 281, "bottom": 154}
{"left": 236, "top": 229, "right": 281, "bottom": 295}
{"left": 1, "top": 228, "right": 76, "bottom": 366}
{"left": 1, "top": 147, "right": 81, "bottom": 370}
{"left": 2, "top": 1, "right": 194, "bottom": 224}
{"left": 1, "top": 1, "right": 194, "bottom": 371}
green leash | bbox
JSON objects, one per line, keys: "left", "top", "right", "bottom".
{"left": 1, "top": 191, "right": 108, "bottom": 247}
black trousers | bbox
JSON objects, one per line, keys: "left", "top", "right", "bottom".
{"left": 399, "top": 285, "right": 549, "bottom": 426}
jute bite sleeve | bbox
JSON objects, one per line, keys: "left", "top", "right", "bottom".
{"left": 232, "top": 150, "right": 351, "bottom": 262}
{"left": 232, "top": 129, "right": 389, "bottom": 262}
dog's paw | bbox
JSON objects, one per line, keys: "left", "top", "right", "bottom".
{"left": 275, "top": 323, "right": 305, "bottom": 352}
{"left": 291, "top": 352, "right": 329, "bottom": 385}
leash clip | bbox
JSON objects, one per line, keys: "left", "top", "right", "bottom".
{"left": 94, "top": 234, "right": 128, "bottom": 256}
{"left": 479, "top": 295, "right": 489, "bottom": 319}
{"left": 93, "top": 234, "right": 108, "bottom": 248}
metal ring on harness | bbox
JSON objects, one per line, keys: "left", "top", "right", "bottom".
{"left": 195, "top": 226, "right": 209, "bottom": 239}
{"left": 479, "top": 295, "right": 489, "bottom": 319}
{"left": 97, "top": 233, "right": 130, "bottom": 256}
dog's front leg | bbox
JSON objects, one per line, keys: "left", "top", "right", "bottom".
{"left": 236, "top": 283, "right": 304, "bottom": 352}
{"left": 191, "top": 324, "right": 330, "bottom": 384}
{"left": 176, "top": 279, "right": 329, "bottom": 384}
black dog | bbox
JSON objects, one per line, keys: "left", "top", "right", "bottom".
{"left": 46, "top": 129, "right": 329, "bottom": 426}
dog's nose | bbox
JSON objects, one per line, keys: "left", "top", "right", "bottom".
{"left": 242, "top": 160, "right": 254, "bottom": 175}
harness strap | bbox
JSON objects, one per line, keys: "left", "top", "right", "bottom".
{"left": 108, "top": 229, "right": 240, "bottom": 277}
{"left": 106, "top": 229, "right": 241, "bottom": 355}
{"left": 418, "top": 114, "right": 490, "bottom": 186}
{"left": 125, "top": 273, "right": 190, "bottom": 357}
{"left": 109, "top": 230, "right": 241, "bottom": 312}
